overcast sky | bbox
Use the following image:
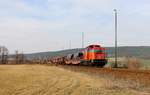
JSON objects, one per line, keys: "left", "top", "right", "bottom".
{"left": 0, "top": 0, "right": 150, "bottom": 54}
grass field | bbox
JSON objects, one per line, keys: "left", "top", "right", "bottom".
{"left": 140, "top": 59, "right": 150, "bottom": 70}
{"left": 0, "top": 65, "right": 149, "bottom": 95}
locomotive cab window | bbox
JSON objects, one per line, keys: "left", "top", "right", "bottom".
{"left": 94, "top": 45, "right": 100, "bottom": 47}
{"left": 89, "top": 45, "right": 94, "bottom": 48}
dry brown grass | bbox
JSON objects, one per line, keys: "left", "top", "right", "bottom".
{"left": 0, "top": 64, "right": 149, "bottom": 95}
{"left": 126, "top": 57, "right": 142, "bottom": 69}
{"left": 107, "top": 57, "right": 142, "bottom": 69}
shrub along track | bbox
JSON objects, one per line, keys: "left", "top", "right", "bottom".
{"left": 58, "top": 65, "right": 150, "bottom": 87}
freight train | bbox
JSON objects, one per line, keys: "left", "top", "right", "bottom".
{"left": 50, "top": 44, "right": 107, "bottom": 67}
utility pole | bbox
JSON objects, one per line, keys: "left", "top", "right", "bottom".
{"left": 15, "top": 50, "right": 19, "bottom": 64}
{"left": 82, "top": 32, "right": 84, "bottom": 48}
{"left": 114, "top": 9, "right": 118, "bottom": 68}
{"left": 69, "top": 40, "right": 71, "bottom": 49}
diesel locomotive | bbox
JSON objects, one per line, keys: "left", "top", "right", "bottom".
{"left": 51, "top": 44, "right": 107, "bottom": 67}
{"left": 65, "top": 44, "right": 107, "bottom": 66}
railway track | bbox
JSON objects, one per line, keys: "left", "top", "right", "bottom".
{"left": 57, "top": 65, "right": 150, "bottom": 86}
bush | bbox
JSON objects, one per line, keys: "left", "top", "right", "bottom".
{"left": 126, "top": 57, "right": 141, "bottom": 69}
{"left": 106, "top": 57, "right": 142, "bottom": 69}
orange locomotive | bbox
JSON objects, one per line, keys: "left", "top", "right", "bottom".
{"left": 65, "top": 44, "right": 107, "bottom": 66}
{"left": 82, "top": 44, "right": 107, "bottom": 66}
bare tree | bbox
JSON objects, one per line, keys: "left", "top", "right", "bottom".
{"left": 15, "top": 51, "right": 25, "bottom": 64}
{"left": 0, "top": 46, "right": 9, "bottom": 64}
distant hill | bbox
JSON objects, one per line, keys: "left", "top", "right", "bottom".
{"left": 106, "top": 46, "right": 150, "bottom": 59}
{"left": 25, "top": 48, "right": 83, "bottom": 59}
{"left": 25, "top": 46, "right": 150, "bottom": 59}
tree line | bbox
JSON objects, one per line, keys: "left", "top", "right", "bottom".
{"left": 0, "top": 46, "right": 26, "bottom": 64}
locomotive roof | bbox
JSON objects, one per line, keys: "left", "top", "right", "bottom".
{"left": 86, "top": 44, "right": 101, "bottom": 48}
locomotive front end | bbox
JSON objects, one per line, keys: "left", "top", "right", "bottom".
{"left": 84, "top": 45, "right": 107, "bottom": 66}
